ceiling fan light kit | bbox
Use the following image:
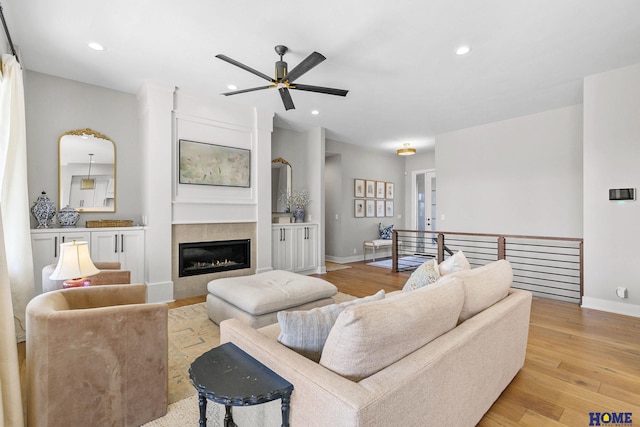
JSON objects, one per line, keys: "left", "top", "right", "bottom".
{"left": 216, "top": 45, "right": 349, "bottom": 111}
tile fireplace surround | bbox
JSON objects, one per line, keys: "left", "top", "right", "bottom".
{"left": 172, "top": 223, "right": 257, "bottom": 300}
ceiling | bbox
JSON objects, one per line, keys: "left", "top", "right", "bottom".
{"left": 4, "top": 0, "right": 640, "bottom": 154}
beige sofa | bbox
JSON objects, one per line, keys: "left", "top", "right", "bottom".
{"left": 220, "top": 260, "right": 532, "bottom": 426}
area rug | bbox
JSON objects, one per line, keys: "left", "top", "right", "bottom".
{"left": 159, "top": 292, "right": 356, "bottom": 416}
{"left": 166, "top": 302, "right": 220, "bottom": 404}
{"left": 143, "top": 394, "right": 224, "bottom": 427}
{"left": 366, "top": 255, "right": 431, "bottom": 269}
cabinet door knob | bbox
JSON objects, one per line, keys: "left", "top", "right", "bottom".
{"left": 121, "top": 234, "right": 124, "bottom": 253}
{"left": 114, "top": 235, "right": 118, "bottom": 253}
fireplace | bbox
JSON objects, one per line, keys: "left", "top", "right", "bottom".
{"left": 178, "top": 239, "right": 251, "bottom": 277}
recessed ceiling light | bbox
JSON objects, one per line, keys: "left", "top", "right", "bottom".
{"left": 88, "top": 42, "right": 104, "bottom": 51}
{"left": 311, "top": 110, "right": 320, "bottom": 115}
{"left": 227, "top": 84, "right": 238, "bottom": 91}
{"left": 456, "top": 45, "right": 471, "bottom": 55}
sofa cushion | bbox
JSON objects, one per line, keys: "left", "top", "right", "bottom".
{"left": 449, "top": 259, "right": 513, "bottom": 322}
{"left": 438, "top": 250, "right": 471, "bottom": 275}
{"left": 402, "top": 258, "right": 441, "bottom": 291}
{"left": 277, "top": 290, "right": 385, "bottom": 362}
{"left": 319, "top": 279, "right": 465, "bottom": 381}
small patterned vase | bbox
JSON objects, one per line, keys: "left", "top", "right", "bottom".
{"left": 58, "top": 205, "right": 80, "bottom": 227}
{"left": 293, "top": 208, "right": 305, "bottom": 223}
{"left": 31, "top": 191, "right": 57, "bottom": 229}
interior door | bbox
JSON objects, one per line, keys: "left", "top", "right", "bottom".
{"left": 411, "top": 170, "right": 436, "bottom": 255}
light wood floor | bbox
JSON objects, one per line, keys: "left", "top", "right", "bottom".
{"left": 20, "top": 261, "right": 640, "bottom": 426}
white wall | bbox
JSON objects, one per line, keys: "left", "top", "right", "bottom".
{"left": 272, "top": 126, "right": 325, "bottom": 272}
{"left": 324, "top": 154, "right": 342, "bottom": 257}
{"left": 583, "top": 63, "right": 640, "bottom": 316}
{"left": 272, "top": 128, "right": 312, "bottom": 197}
{"left": 24, "top": 71, "right": 141, "bottom": 225}
{"left": 324, "top": 139, "right": 406, "bottom": 262}
{"left": 436, "top": 105, "right": 583, "bottom": 237}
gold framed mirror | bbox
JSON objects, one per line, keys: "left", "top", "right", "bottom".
{"left": 272, "top": 157, "right": 292, "bottom": 213}
{"left": 58, "top": 129, "right": 116, "bottom": 212}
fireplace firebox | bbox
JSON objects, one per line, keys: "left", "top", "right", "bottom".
{"left": 178, "top": 239, "right": 250, "bottom": 277}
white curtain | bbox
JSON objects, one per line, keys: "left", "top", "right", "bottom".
{"left": 0, "top": 53, "right": 33, "bottom": 340}
{"left": 0, "top": 53, "right": 31, "bottom": 426}
{"left": 0, "top": 210, "right": 25, "bottom": 427}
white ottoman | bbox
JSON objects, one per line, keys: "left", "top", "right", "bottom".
{"left": 206, "top": 270, "right": 338, "bottom": 328}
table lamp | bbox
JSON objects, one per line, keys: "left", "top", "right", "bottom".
{"left": 49, "top": 240, "right": 100, "bottom": 288}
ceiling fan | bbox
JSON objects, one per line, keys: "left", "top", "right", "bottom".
{"left": 215, "top": 45, "right": 349, "bottom": 111}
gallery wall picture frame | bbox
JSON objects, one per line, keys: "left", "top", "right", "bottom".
{"left": 179, "top": 139, "right": 250, "bottom": 187}
{"left": 376, "top": 200, "right": 385, "bottom": 217}
{"left": 376, "top": 181, "right": 386, "bottom": 199}
{"left": 365, "top": 180, "right": 375, "bottom": 198}
{"left": 366, "top": 200, "right": 376, "bottom": 217}
{"left": 354, "top": 199, "right": 365, "bottom": 217}
{"left": 386, "top": 200, "right": 394, "bottom": 217}
{"left": 386, "top": 182, "right": 394, "bottom": 199}
{"left": 354, "top": 179, "right": 365, "bottom": 198}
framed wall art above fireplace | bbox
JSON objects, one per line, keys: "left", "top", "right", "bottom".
{"left": 178, "top": 139, "right": 251, "bottom": 187}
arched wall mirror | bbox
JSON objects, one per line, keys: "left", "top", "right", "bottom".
{"left": 272, "top": 157, "right": 292, "bottom": 213}
{"left": 58, "top": 129, "right": 116, "bottom": 212}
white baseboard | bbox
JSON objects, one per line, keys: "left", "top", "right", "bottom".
{"left": 581, "top": 296, "right": 640, "bottom": 318}
{"left": 146, "top": 280, "right": 174, "bottom": 303}
{"left": 326, "top": 252, "right": 393, "bottom": 264}
{"left": 325, "top": 254, "right": 363, "bottom": 264}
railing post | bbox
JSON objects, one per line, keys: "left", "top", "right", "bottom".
{"left": 497, "top": 236, "right": 506, "bottom": 260}
{"left": 392, "top": 230, "right": 398, "bottom": 272}
{"left": 579, "top": 240, "right": 584, "bottom": 302}
{"left": 437, "top": 233, "right": 445, "bottom": 263}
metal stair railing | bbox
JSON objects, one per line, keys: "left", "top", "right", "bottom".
{"left": 392, "top": 229, "right": 583, "bottom": 304}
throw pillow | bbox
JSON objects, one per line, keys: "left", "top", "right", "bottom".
{"left": 319, "top": 279, "right": 465, "bottom": 381}
{"left": 379, "top": 223, "right": 394, "bottom": 240}
{"left": 438, "top": 250, "right": 471, "bottom": 276}
{"left": 448, "top": 259, "right": 513, "bottom": 323}
{"left": 402, "top": 259, "right": 441, "bottom": 291}
{"left": 277, "top": 290, "right": 385, "bottom": 362}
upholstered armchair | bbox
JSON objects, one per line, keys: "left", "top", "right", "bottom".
{"left": 42, "top": 261, "right": 131, "bottom": 293}
{"left": 26, "top": 284, "right": 168, "bottom": 427}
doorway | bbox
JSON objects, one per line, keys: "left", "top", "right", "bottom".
{"left": 411, "top": 170, "right": 436, "bottom": 254}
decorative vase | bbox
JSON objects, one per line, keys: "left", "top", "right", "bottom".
{"left": 31, "top": 191, "right": 57, "bottom": 229}
{"left": 58, "top": 205, "right": 80, "bottom": 227}
{"left": 293, "top": 208, "right": 305, "bottom": 223}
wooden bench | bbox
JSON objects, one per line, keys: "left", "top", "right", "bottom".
{"left": 363, "top": 239, "right": 393, "bottom": 262}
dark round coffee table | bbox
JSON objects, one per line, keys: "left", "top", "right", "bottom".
{"left": 190, "top": 342, "right": 294, "bottom": 427}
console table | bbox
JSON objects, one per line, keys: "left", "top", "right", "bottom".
{"left": 189, "top": 342, "right": 293, "bottom": 427}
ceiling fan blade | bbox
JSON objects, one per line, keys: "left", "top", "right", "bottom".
{"left": 221, "top": 85, "right": 273, "bottom": 96}
{"left": 215, "top": 54, "right": 274, "bottom": 82}
{"left": 290, "top": 83, "right": 349, "bottom": 97}
{"left": 283, "top": 52, "right": 326, "bottom": 83}
{"left": 279, "top": 87, "right": 295, "bottom": 110}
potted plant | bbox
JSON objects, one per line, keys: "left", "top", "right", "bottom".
{"left": 288, "top": 189, "right": 310, "bottom": 223}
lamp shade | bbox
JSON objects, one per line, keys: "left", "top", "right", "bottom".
{"left": 49, "top": 241, "right": 100, "bottom": 280}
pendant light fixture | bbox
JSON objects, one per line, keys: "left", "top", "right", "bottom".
{"left": 81, "top": 153, "right": 96, "bottom": 190}
{"left": 397, "top": 143, "right": 416, "bottom": 156}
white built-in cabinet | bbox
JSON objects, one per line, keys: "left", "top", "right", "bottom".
{"left": 30, "top": 227, "right": 144, "bottom": 294}
{"left": 272, "top": 223, "right": 318, "bottom": 274}
{"left": 90, "top": 229, "right": 145, "bottom": 283}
